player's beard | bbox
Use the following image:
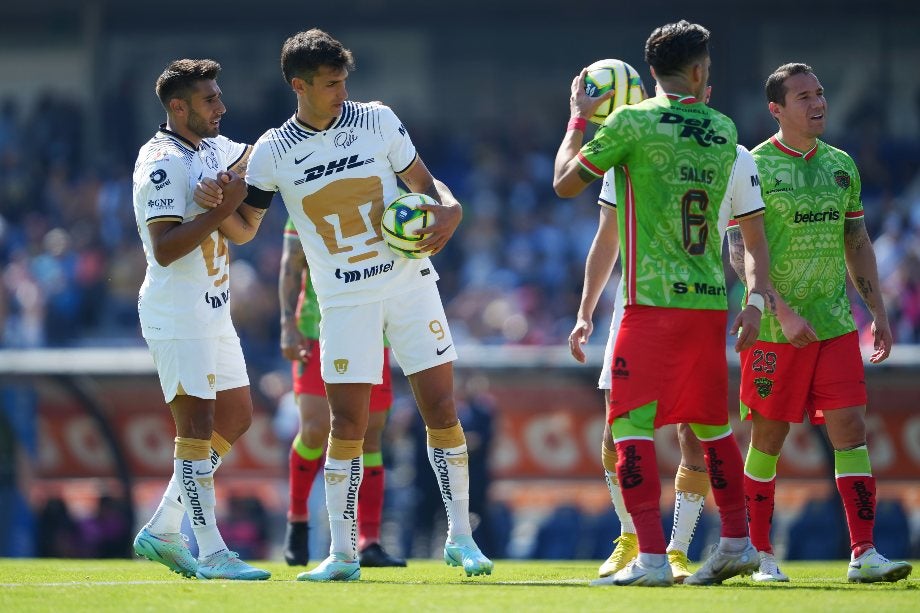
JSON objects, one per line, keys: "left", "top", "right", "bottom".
{"left": 188, "top": 109, "right": 219, "bottom": 139}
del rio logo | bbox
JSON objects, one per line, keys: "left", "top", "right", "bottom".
{"left": 659, "top": 112, "right": 728, "bottom": 147}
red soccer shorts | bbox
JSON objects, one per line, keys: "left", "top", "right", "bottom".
{"left": 739, "top": 330, "right": 866, "bottom": 424}
{"left": 608, "top": 305, "right": 729, "bottom": 426}
{"left": 292, "top": 338, "right": 393, "bottom": 412}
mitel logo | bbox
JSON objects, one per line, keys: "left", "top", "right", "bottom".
{"left": 613, "top": 357, "right": 629, "bottom": 380}
{"left": 204, "top": 289, "right": 230, "bottom": 309}
{"left": 336, "top": 268, "right": 361, "bottom": 283}
{"left": 147, "top": 198, "right": 174, "bottom": 209}
{"left": 659, "top": 112, "right": 728, "bottom": 146}
{"left": 793, "top": 209, "right": 840, "bottom": 224}
{"left": 672, "top": 281, "right": 726, "bottom": 296}
{"left": 363, "top": 260, "right": 394, "bottom": 279}
{"left": 620, "top": 444, "right": 643, "bottom": 488}
{"left": 294, "top": 154, "right": 374, "bottom": 185}
{"left": 334, "top": 130, "right": 358, "bottom": 149}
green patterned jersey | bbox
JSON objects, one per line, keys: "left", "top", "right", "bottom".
{"left": 284, "top": 218, "right": 321, "bottom": 339}
{"left": 751, "top": 136, "right": 863, "bottom": 342}
{"left": 578, "top": 93, "right": 740, "bottom": 310}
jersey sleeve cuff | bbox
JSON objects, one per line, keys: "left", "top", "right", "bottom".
{"left": 576, "top": 153, "right": 604, "bottom": 178}
{"left": 245, "top": 184, "right": 275, "bottom": 209}
{"left": 395, "top": 152, "right": 419, "bottom": 175}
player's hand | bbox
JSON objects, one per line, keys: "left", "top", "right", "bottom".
{"left": 568, "top": 317, "right": 593, "bottom": 363}
{"left": 777, "top": 311, "right": 818, "bottom": 348}
{"left": 280, "top": 323, "right": 310, "bottom": 362}
{"left": 194, "top": 176, "right": 226, "bottom": 208}
{"left": 869, "top": 318, "right": 893, "bottom": 363}
{"left": 570, "top": 67, "right": 614, "bottom": 120}
{"left": 415, "top": 200, "right": 461, "bottom": 255}
{"left": 731, "top": 305, "right": 762, "bottom": 352}
{"left": 215, "top": 171, "right": 246, "bottom": 212}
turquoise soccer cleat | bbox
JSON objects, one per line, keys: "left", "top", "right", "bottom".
{"left": 444, "top": 535, "right": 494, "bottom": 577}
{"left": 297, "top": 553, "right": 361, "bottom": 582}
{"left": 133, "top": 528, "right": 197, "bottom": 578}
{"left": 847, "top": 548, "right": 912, "bottom": 583}
{"left": 195, "top": 550, "right": 271, "bottom": 580}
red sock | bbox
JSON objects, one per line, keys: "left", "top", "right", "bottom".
{"left": 288, "top": 448, "right": 323, "bottom": 521}
{"left": 701, "top": 435, "right": 748, "bottom": 538}
{"left": 358, "top": 466, "right": 385, "bottom": 550}
{"left": 744, "top": 475, "right": 775, "bottom": 553}
{"left": 836, "top": 475, "right": 876, "bottom": 557}
{"left": 615, "top": 439, "right": 666, "bottom": 554}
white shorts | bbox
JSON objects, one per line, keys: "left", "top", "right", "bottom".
{"left": 598, "top": 298, "right": 625, "bottom": 391}
{"left": 319, "top": 281, "right": 457, "bottom": 384}
{"left": 146, "top": 334, "right": 250, "bottom": 403}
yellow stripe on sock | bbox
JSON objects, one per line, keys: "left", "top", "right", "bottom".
{"left": 675, "top": 464, "right": 711, "bottom": 497}
{"left": 328, "top": 437, "right": 363, "bottom": 460}
{"left": 602, "top": 440, "right": 618, "bottom": 474}
{"left": 174, "top": 436, "right": 211, "bottom": 460}
{"left": 427, "top": 423, "right": 465, "bottom": 448}
{"left": 211, "top": 431, "right": 231, "bottom": 458}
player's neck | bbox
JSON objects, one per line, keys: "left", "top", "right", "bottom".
{"left": 655, "top": 77, "right": 701, "bottom": 101}
{"left": 776, "top": 129, "right": 817, "bottom": 154}
{"left": 296, "top": 106, "right": 337, "bottom": 132}
{"left": 163, "top": 119, "right": 202, "bottom": 149}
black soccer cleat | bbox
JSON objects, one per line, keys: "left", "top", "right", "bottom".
{"left": 283, "top": 521, "right": 309, "bottom": 566}
{"left": 359, "top": 542, "right": 407, "bottom": 567}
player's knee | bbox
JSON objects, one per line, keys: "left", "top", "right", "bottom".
{"left": 419, "top": 394, "right": 457, "bottom": 429}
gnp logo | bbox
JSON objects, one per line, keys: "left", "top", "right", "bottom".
{"left": 294, "top": 154, "right": 374, "bottom": 185}
{"left": 793, "top": 209, "right": 840, "bottom": 224}
{"left": 659, "top": 112, "right": 728, "bottom": 147}
{"left": 672, "top": 281, "right": 726, "bottom": 296}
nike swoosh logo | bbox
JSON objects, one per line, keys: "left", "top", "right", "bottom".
{"left": 195, "top": 470, "right": 211, "bottom": 476}
{"left": 436, "top": 344, "right": 453, "bottom": 356}
{"left": 294, "top": 152, "right": 314, "bottom": 164}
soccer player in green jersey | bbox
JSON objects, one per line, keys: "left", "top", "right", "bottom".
{"left": 280, "top": 219, "right": 404, "bottom": 568}
{"left": 728, "top": 62, "right": 912, "bottom": 584}
{"left": 555, "top": 21, "right": 778, "bottom": 586}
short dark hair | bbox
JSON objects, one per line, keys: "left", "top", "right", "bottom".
{"left": 765, "top": 62, "right": 814, "bottom": 105}
{"left": 155, "top": 59, "right": 221, "bottom": 109}
{"left": 644, "top": 20, "right": 710, "bottom": 77}
{"left": 281, "top": 29, "right": 355, "bottom": 85}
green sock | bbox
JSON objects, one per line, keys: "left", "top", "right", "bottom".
{"left": 745, "top": 445, "right": 779, "bottom": 480}
{"left": 834, "top": 445, "right": 871, "bottom": 477}
{"left": 363, "top": 451, "right": 383, "bottom": 468}
{"left": 293, "top": 434, "right": 324, "bottom": 461}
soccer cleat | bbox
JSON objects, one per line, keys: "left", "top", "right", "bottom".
{"left": 360, "top": 542, "right": 407, "bottom": 567}
{"left": 668, "top": 549, "right": 692, "bottom": 584}
{"left": 196, "top": 550, "right": 271, "bottom": 580}
{"left": 752, "top": 551, "right": 789, "bottom": 582}
{"left": 133, "top": 528, "right": 197, "bottom": 578}
{"left": 684, "top": 542, "right": 759, "bottom": 586}
{"left": 847, "top": 548, "right": 912, "bottom": 583}
{"left": 444, "top": 535, "right": 494, "bottom": 577}
{"left": 297, "top": 553, "right": 361, "bottom": 582}
{"left": 598, "top": 533, "right": 638, "bottom": 577}
{"left": 591, "top": 559, "right": 673, "bottom": 587}
{"left": 283, "top": 521, "right": 309, "bottom": 566}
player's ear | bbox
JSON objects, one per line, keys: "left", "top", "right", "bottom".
{"left": 168, "top": 97, "right": 187, "bottom": 117}
{"left": 291, "top": 77, "right": 307, "bottom": 95}
{"left": 768, "top": 101, "right": 782, "bottom": 121}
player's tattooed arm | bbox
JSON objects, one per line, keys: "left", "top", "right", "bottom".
{"left": 279, "top": 237, "right": 308, "bottom": 361}
{"left": 727, "top": 226, "right": 747, "bottom": 284}
{"left": 844, "top": 215, "right": 893, "bottom": 363}
{"left": 228, "top": 145, "right": 252, "bottom": 178}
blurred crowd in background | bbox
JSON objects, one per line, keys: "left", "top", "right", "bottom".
{"left": 1, "top": 90, "right": 919, "bottom": 367}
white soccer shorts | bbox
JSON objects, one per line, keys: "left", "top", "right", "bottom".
{"left": 146, "top": 334, "right": 250, "bottom": 403}
{"left": 319, "top": 281, "right": 458, "bottom": 384}
{"left": 598, "top": 301, "right": 625, "bottom": 391}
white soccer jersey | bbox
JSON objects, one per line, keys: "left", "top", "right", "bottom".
{"left": 246, "top": 101, "right": 438, "bottom": 309}
{"left": 133, "top": 127, "right": 248, "bottom": 339}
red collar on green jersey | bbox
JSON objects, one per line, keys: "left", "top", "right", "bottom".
{"left": 770, "top": 135, "right": 818, "bottom": 160}
{"left": 663, "top": 92, "right": 699, "bottom": 104}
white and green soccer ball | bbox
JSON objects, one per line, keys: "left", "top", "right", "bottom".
{"left": 381, "top": 192, "right": 436, "bottom": 259}
{"left": 584, "top": 58, "right": 647, "bottom": 125}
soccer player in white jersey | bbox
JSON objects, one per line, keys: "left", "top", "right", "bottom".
{"left": 131, "top": 58, "right": 270, "bottom": 581}
{"left": 570, "top": 168, "right": 712, "bottom": 583}
{"left": 238, "top": 29, "right": 492, "bottom": 581}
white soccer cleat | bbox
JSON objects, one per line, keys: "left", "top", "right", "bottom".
{"left": 847, "top": 548, "right": 912, "bottom": 583}
{"left": 591, "top": 559, "right": 674, "bottom": 587}
{"left": 133, "top": 528, "right": 197, "bottom": 578}
{"left": 684, "top": 541, "right": 759, "bottom": 586}
{"left": 598, "top": 533, "right": 639, "bottom": 578}
{"left": 751, "top": 551, "right": 789, "bottom": 582}
{"left": 444, "top": 535, "right": 494, "bottom": 577}
{"left": 297, "top": 553, "right": 361, "bottom": 582}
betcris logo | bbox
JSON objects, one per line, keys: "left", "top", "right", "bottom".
{"left": 294, "top": 154, "right": 374, "bottom": 185}
{"left": 673, "top": 281, "right": 726, "bottom": 296}
{"left": 793, "top": 209, "right": 840, "bottom": 224}
{"left": 659, "top": 112, "right": 728, "bottom": 147}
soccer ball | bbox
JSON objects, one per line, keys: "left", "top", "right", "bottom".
{"left": 380, "top": 192, "right": 436, "bottom": 259}
{"left": 583, "top": 58, "right": 646, "bottom": 125}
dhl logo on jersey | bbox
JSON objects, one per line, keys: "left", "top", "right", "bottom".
{"left": 294, "top": 154, "right": 374, "bottom": 185}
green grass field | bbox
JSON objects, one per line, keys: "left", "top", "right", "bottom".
{"left": 1, "top": 558, "right": 917, "bottom": 612}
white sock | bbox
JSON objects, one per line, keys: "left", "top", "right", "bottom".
{"left": 719, "top": 536, "right": 750, "bottom": 553}
{"left": 638, "top": 552, "right": 667, "bottom": 568}
{"left": 605, "top": 470, "right": 635, "bottom": 534}
{"left": 175, "top": 458, "right": 227, "bottom": 558}
{"left": 428, "top": 443, "right": 472, "bottom": 540}
{"left": 668, "top": 490, "right": 706, "bottom": 554}
{"left": 147, "top": 448, "right": 224, "bottom": 535}
{"left": 324, "top": 455, "right": 362, "bottom": 560}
